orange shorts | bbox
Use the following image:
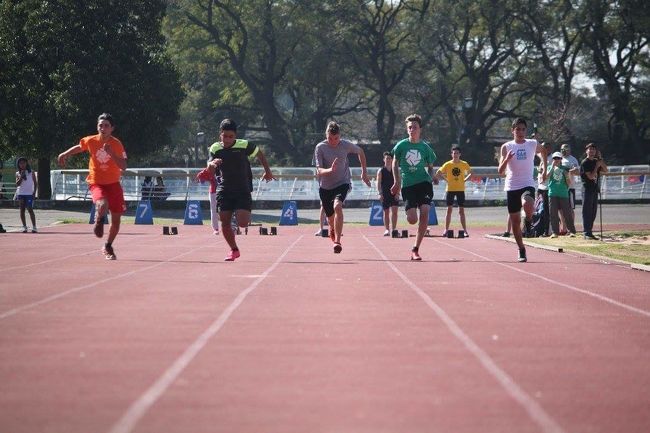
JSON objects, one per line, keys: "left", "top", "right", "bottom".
{"left": 90, "top": 183, "right": 126, "bottom": 214}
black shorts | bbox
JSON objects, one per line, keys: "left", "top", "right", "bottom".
{"left": 401, "top": 181, "right": 433, "bottom": 211}
{"left": 445, "top": 191, "right": 465, "bottom": 207}
{"left": 319, "top": 183, "right": 350, "bottom": 217}
{"left": 216, "top": 190, "right": 252, "bottom": 212}
{"left": 506, "top": 186, "right": 535, "bottom": 214}
{"left": 381, "top": 190, "right": 399, "bottom": 209}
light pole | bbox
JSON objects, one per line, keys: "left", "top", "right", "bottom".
{"left": 458, "top": 97, "right": 473, "bottom": 145}
{"left": 195, "top": 131, "right": 205, "bottom": 166}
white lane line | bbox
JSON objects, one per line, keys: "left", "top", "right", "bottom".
{"left": 0, "top": 246, "right": 209, "bottom": 320}
{"left": 364, "top": 235, "right": 566, "bottom": 433}
{"left": 436, "top": 238, "right": 650, "bottom": 318}
{"left": 107, "top": 236, "right": 302, "bottom": 433}
{"left": 2, "top": 250, "right": 99, "bottom": 272}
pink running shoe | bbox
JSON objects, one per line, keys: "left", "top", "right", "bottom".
{"left": 224, "top": 249, "right": 241, "bottom": 261}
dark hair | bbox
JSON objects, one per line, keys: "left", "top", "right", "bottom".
{"left": 511, "top": 117, "right": 527, "bottom": 129}
{"left": 382, "top": 151, "right": 392, "bottom": 157}
{"left": 97, "top": 113, "right": 114, "bottom": 126}
{"left": 220, "top": 118, "right": 237, "bottom": 132}
{"left": 405, "top": 114, "right": 422, "bottom": 127}
{"left": 451, "top": 146, "right": 461, "bottom": 152}
{"left": 16, "top": 157, "right": 31, "bottom": 172}
{"left": 326, "top": 121, "right": 340, "bottom": 135}
{"left": 585, "top": 142, "right": 597, "bottom": 150}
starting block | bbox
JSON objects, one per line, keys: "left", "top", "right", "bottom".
{"left": 446, "top": 230, "right": 454, "bottom": 238}
{"left": 391, "top": 229, "right": 399, "bottom": 238}
{"left": 458, "top": 230, "right": 466, "bottom": 238}
{"left": 401, "top": 229, "right": 409, "bottom": 238}
{"left": 259, "top": 226, "right": 278, "bottom": 235}
{"left": 163, "top": 226, "right": 178, "bottom": 235}
{"left": 321, "top": 228, "right": 329, "bottom": 237}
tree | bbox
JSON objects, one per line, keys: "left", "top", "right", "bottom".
{"left": 417, "top": 0, "right": 534, "bottom": 162}
{"left": 337, "top": 0, "right": 417, "bottom": 149}
{"left": 0, "top": 0, "right": 183, "bottom": 198}
{"left": 578, "top": 0, "right": 650, "bottom": 162}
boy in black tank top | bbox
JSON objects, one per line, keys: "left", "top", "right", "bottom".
{"left": 377, "top": 151, "right": 399, "bottom": 236}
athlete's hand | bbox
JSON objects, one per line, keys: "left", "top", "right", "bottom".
{"left": 361, "top": 172, "right": 371, "bottom": 187}
{"left": 261, "top": 171, "right": 275, "bottom": 182}
{"left": 390, "top": 183, "right": 400, "bottom": 196}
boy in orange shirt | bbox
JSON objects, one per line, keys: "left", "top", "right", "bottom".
{"left": 58, "top": 113, "right": 127, "bottom": 260}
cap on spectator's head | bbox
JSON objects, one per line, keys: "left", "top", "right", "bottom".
{"left": 552, "top": 151, "right": 563, "bottom": 159}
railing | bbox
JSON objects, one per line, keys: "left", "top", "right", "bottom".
{"left": 3, "top": 165, "right": 645, "bottom": 203}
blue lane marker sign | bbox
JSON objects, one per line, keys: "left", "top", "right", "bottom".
{"left": 428, "top": 204, "right": 438, "bottom": 225}
{"left": 135, "top": 200, "right": 154, "bottom": 225}
{"left": 184, "top": 200, "right": 203, "bottom": 225}
{"left": 279, "top": 201, "right": 298, "bottom": 225}
{"left": 89, "top": 204, "right": 108, "bottom": 224}
{"left": 369, "top": 201, "right": 384, "bottom": 226}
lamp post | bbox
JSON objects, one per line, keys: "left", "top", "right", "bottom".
{"left": 194, "top": 131, "right": 205, "bottom": 166}
{"left": 458, "top": 97, "right": 473, "bottom": 145}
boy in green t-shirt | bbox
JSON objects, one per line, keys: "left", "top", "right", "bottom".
{"left": 547, "top": 152, "right": 576, "bottom": 238}
{"left": 391, "top": 114, "right": 437, "bottom": 261}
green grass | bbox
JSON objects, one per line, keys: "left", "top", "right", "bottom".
{"left": 530, "top": 230, "right": 650, "bottom": 265}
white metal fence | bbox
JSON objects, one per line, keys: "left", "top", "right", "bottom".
{"left": 34, "top": 165, "right": 648, "bottom": 203}
{"left": 0, "top": 166, "right": 647, "bottom": 203}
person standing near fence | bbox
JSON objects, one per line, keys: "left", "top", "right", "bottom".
{"left": 390, "top": 114, "right": 437, "bottom": 261}
{"left": 547, "top": 152, "right": 577, "bottom": 238}
{"left": 435, "top": 146, "right": 472, "bottom": 237}
{"left": 57, "top": 113, "right": 127, "bottom": 260}
{"left": 498, "top": 117, "right": 547, "bottom": 262}
{"left": 206, "top": 118, "right": 274, "bottom": 261}
{"left": 15, "top": 157, "right": 38, "bottom": 233}
{"left": 580, "top": 143, "right": 608, "bottom": 240}
{"left": 314, "top": 121, "right": 371, "bottom": 254}
{"left": 377, "top": 151, "right": 399, "bottom": 236}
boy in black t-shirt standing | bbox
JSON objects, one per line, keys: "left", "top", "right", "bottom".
{"left": 580, "top": 142, "right": 608, "bottom": 240}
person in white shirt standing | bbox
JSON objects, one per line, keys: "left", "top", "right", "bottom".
{"left": 498, "top": 118, "right": 547, "bottom": 262}
{"left": 15, "top": 157, "right": 38, "bottom": 233}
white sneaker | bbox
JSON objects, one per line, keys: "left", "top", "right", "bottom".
{"left": 383, "top": 229, "right": 390, "bottom": 236}
{"left": 21, "top": 226, "right": 28, "bottom": 233}
{"left": 31, "top": 227, "right": 38, "bottom": 233}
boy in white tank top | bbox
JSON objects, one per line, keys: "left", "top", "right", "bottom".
{"left": 498, "top": 118, "right": 547, "bottom": 262}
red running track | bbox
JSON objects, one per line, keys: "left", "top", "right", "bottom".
{"left": 1, "top": 223, "right": 649, "bottom": 433}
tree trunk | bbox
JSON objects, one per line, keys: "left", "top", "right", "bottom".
{"left": 37, "top": 157, "right": 52, "bottom": 200}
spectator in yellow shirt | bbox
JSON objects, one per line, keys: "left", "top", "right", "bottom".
{"left": 435, "top": 146, "right": 472, "bottom": 237}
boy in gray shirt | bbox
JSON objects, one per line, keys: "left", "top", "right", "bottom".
{"left": 314, "top": 121, "right": 370, "bottom": 253}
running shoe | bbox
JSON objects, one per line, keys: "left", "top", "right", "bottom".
{"left": 383, "top": 229, "right": 390, "bottom": 236}
{"left": 102, "top": 244, "right": 116, "bottom": 260}
{"left": 333, "top": 242, "right": 342, "bottom": 254}
{"left": 568, "top": 233, "right": 576, "bottom": 238}
{"left": 224, "top": 249, "right": 241, "bottom": 261}
{"left": 31, "top": 227, "right": 38, "bottom": 233}
{"left": 550, "top": 233, "right": 558, "bottom": 238}
{"left": 518, "top": 248, "right": 527, "bottom": 263}
{"left": 21, "top": 226, "right": 28, "bottom": 233}
{"left": 502, "top": 232, "right": 511, "bottom": 237}
{"left": 411, "top": 246, "right": 422, "bottom": 261}
{"left": 584, "top": 233, "right": 598, "bottom": 240}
